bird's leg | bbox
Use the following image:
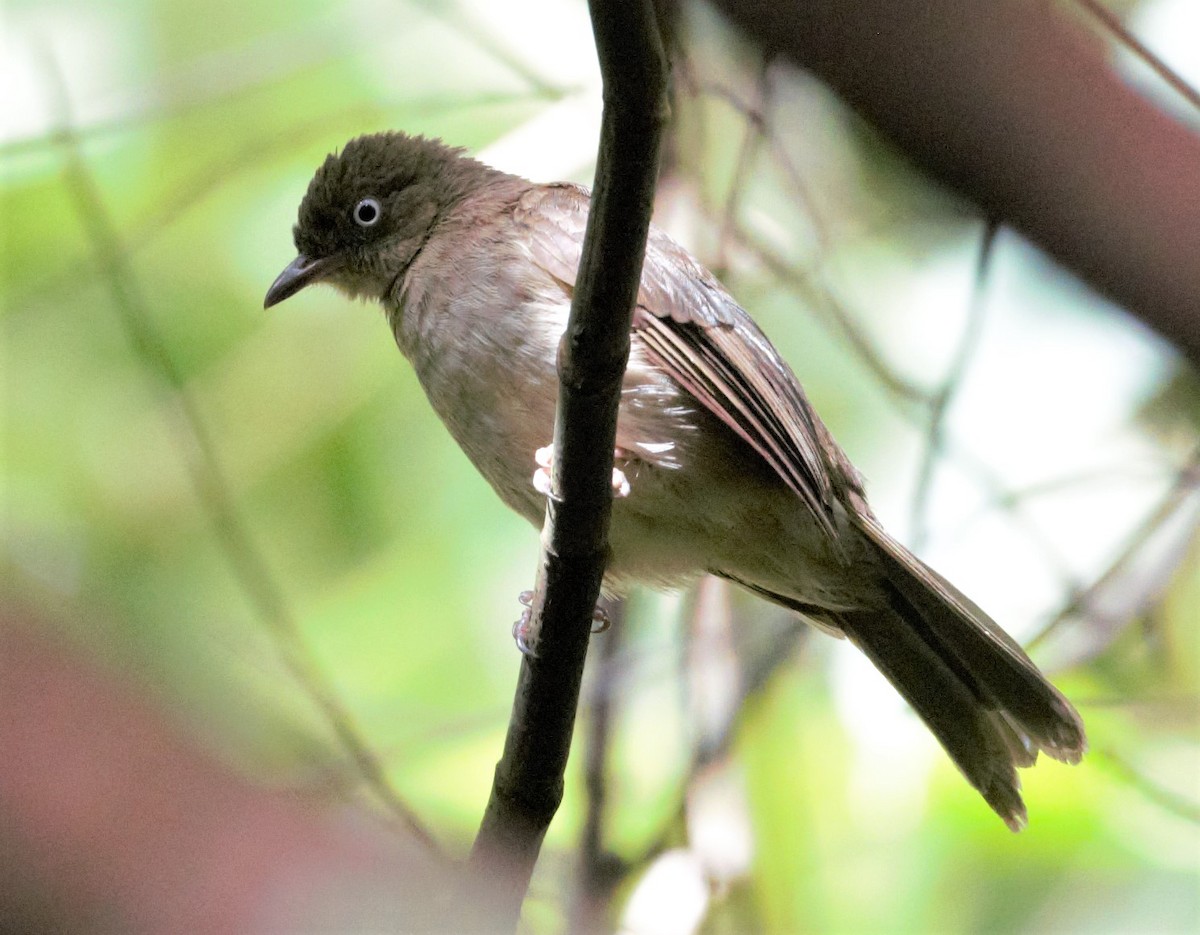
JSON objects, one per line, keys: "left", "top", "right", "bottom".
{"left": 532, "top": 445, "right": 631, "bottom": 498}
{"left": 518, "top": 446, "right": 625, "bottom": 655}
{"left": 511, "top": 591, "right": 611, "bottom": 655}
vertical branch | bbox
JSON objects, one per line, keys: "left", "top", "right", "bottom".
{"left": 469, "top": 0, "right": 668, "bottom": 925}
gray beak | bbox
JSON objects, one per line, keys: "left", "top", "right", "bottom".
{"left": 264, "top": 254, "right": 342, "bottom": 308}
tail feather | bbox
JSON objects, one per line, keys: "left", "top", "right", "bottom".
{"left": 825, "top": 515, "right": 1085, "bottom": 829}
{"left": 728, "top": 512, "right": 1086, "bottom": 829}
{"left": 988, "top": 710, "right": 1039, "bottom": 769}
{"left": 855, "top": 513, "right": 1086, "bottom": 764}
{"left": 838, "top": 600, "right": 1032, "bottom": 830}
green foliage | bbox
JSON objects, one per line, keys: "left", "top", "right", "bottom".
{"left": 3, "top": 1, "right": 1196, "bottom": 932}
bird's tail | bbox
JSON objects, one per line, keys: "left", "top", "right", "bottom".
{"left": 834, "top": 514, "right": 1086, "bottom": 830}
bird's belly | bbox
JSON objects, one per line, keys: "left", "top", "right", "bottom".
{"left": 434, "top": 374, "right": 559, "bottom": 524}
{"left": 401, "top": 291, "right": 862, "bottom": 607}
{"left": 604, "top": 443, "right": 874, "bottom": 612}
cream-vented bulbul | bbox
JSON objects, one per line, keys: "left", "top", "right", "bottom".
{"left": 265, "top": 131, "right": 1085, "bottom": 830}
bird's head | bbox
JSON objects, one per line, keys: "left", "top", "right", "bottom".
{"left": 264, "top": 132, "right": 489, "bottom": 308}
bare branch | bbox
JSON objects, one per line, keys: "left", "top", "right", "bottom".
{"left": 729, "top": 224, "right": 928, "bottom": 405}
{"left": 468, "top": 0, "right": 668, "bottom": 924}
{"left": 0, "top": 615, "right": 456, "bottom": 931}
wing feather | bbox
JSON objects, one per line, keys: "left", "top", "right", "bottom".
{"left": 516, "top": 183, "right": 843, "bottom": 538}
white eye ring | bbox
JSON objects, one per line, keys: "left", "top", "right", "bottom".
{"left": 353, "top": 197, "right": 382, "bottom": 227}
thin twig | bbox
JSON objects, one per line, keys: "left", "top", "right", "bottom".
{"left": 909, "top": 218, "right": 998, "bottom": 550}
{"left": 1074, "top": 0, "right": 1200, "bottom": 111}
{"left": 683, "top": 74, "right": 1087, "bottom": 588}
{"left": 2, "top": 6, "right": 569, "bottom": 161}
{"left": 971, "top": 461, "right": 1175, "bottom": 510}
{"left": 41, "top": 52, "right": 437, "bottom": 852}
{"left": 1028, "top": 446, "right": 1200, "bottom": 651}
{"left": 730, "top": 224, "right": 929, "bottom": 405}
{"left": 712, "top": 61, "right": 770, "bottom": 277}
{"left": 3, "top": 15, "right": 358, "bottom": 159}
{"left": 730, "top": 188, "right": 1088, "bottom": 592}
{"left": 618, "top": 604, "right": 808, "bottom": 884}
{"left": 409, "top": 0, "right": 563, "bottom": 97}
{"left": 1095, "top": 747, "right": 1200, "bottom": 824}
{"left": 694, "top": 70, "right": 836, "bottom": 261}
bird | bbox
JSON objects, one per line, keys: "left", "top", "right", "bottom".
{"left": 265, "top": 131, "right": 1085, "bottom": 830}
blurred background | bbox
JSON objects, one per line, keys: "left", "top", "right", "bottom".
{"left": 3, "top": 0, "right": 1198, "bottom": 931}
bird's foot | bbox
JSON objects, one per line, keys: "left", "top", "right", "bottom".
{"left": 513, "top": 590, "right": 536, "bottom": 657}
{"left": 511, "top": 590, "right": 611, "bottom": 656}
{"left": 532, "top": 445, "right": 631, "bottom": 498}
{"left": 591, "top": 603, "right": 612, "bottom": 634}
{"left": 532, "top": 447, "right": 552, "bottom": 496}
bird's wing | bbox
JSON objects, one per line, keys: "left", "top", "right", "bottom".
{"left": 516, "top": 183, "right": 852, "bottom": 539}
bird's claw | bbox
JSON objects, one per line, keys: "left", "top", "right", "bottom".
{"left": 591, "top": 604, "right": 611, "bottom": 634}
{"left": 533, "top": 447, "right": 553, "bottom": 497}
{"left": 513, "top": 603, "right": 537, "bottom": 658}
{"left": 532, "top": 445, "right": 631, "bottom": 498}
{"left": 610, "top": 465, "right": 631, "bottom": 498}
{"left": 512, "top": 590, "right": 609, "bottom": 653}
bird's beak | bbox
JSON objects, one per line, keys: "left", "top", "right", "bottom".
{"left": 263, "top": 254, "right": 343, "bottom": 309}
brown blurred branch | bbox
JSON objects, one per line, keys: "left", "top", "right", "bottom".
{"left": 705, "top": 0, "right": 1200, "bottom": 369}
{"left": 0, "top": 615, "right": 452, "bottom": 933}
{"left": 468, "top": 0, "right": 668, "bottom": 925}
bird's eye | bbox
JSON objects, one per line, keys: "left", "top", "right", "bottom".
{"left": 353, "top": 197, "right": 382, "bottom": 227}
